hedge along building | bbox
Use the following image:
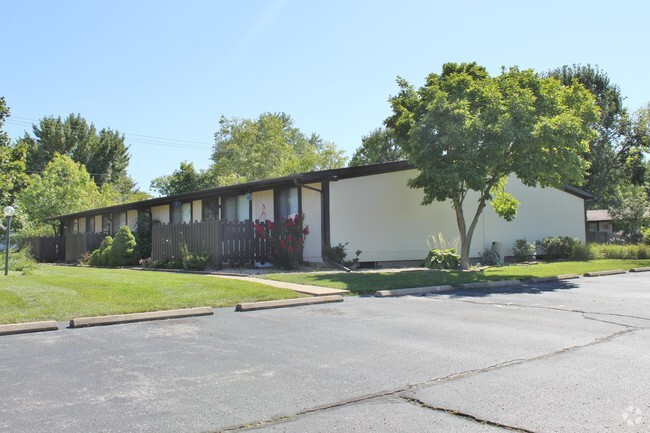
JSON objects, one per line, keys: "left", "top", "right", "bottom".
{"left": 43, "top": 161, "right": 593, "bottom": 266}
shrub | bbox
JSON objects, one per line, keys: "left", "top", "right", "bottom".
{"left": 590, "top": 243, "right": 650, "bottom": 260}
{"left": 180, "top": 243, "right": 209, "bottom": 271}
{"left": 539, "top": 236, "right": 580, "bottom": 260}
{"left": 512, "top": 239, "right": 536, "bottom": 262}
{"left": 0, "top": 248, "right": 37, "bottom": 275}
{"left": 109, "top": 226, "right": 137, "bottom": 266}
{"left": 89, "top": 235, "right": 113, "bottom": 267}
{"left": 133, "top": 213, "right": 152, "bottom": 260}
{"left": 324, "top": 242, "right": 362, "bottom": 269}
{"left": 569, "top": 242, "right": 596, "bottom": 261}
{"left": 88, "top": 249, "right": 101, "bottom": 266}
{"left": 424, "top": 248, "right": 460, "bottom": 269}
{"left": 642, "top": 227, "right": 650, "bottom": 245}
{"left": 255, "top": 213, "right": 309, "bottom": 270}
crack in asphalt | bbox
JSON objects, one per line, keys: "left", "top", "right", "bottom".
{"left": 455, "top": 298, "right": 650, "bottom": 326}
{"left": 214, "top": 327, "right": 638, "bottom": 432}
{"left": 400, "top": 396, "right": 538, "bottom": 432}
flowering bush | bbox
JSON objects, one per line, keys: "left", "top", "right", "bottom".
{"left": 256, "top": 213, "right": 309, "bottom": 270}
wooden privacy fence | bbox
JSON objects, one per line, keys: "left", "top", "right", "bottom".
{"left": 27, "top": 237, "right": 65, "bottom": 262}
{"left": 152, "top": 219, "right": 222, "bottom": 267}
{"left": 65, "top": 233, "right": 107, "bottom": 262}
{"left": 152, "top": 219, "right": 274, "bottom": 268}
{"left": 222, "top": 220, "right": 273, "bottom": 266}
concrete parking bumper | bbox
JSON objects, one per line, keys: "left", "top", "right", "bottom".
{"left": 0, "top": 320, "right": 59, "bottom": 336}
{"left": 457, "top": 280, "right": 523, "bottom": 290}
{"left": 375, "top": 285, "right": 454, "bottom": 297}
{"left": 236, "top": 295, "right": 343, "bottom": 312}
{"left": 69, "top": 307, "right": 214, "bottom": 328}
{"left": 584, "top": 269, "right": 626, "bottom": 277}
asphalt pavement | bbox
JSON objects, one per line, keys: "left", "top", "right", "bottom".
{"left": 1, "top": 272, "right": 649, "bottom": 432}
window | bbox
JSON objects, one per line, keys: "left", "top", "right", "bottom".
{"left": 171, "top": 201, "right": 192, "bottom": 224}
{"left": 222, "top": 195, "right": 249, "bottom": 221}
{"left": 102, "top": 214, "right": 112, "bottom": 233}
{"left": 276, "top": 187, "right": 299, "bottom": 219}
{"left": 70, "top": 219, "right": 79, "bottom": 235}
{"left": 202, "top": 197, "right": 219, "bottom": 220}
{"left": 118, "top": 212, "right": 127, "bottom": 229}
{"left": 87, "top": 216, "right": 95, "bottom": 233}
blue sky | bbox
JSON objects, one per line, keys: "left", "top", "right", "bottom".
{"left": 2, "top": 0, "right": 648, "bottom": 194}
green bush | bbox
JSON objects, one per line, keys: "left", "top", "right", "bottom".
{"left": 0, "top": 248, "right": 37, "bottom": 275}
{"left": 324, "top": 242, "right": 362, "bottom": 268}
{"left": 109, "top": 226, "right": 137, "bottom": 266}
{"left": 592, "top": 243, "right": 650, "bottom": 260}
{"left": 569, "top": 242, "right": 596, "bottom": 261}
{"left": 512, "top": 239, "right": 536, "bottom": 262}
{"left": 181, "top": 243, "right": 209, "bottom": 271}
{"left": 89, "top": 235, "right": 113, "bottom": 267}
{"left": 642, "top": 227, "right": 650, "bottom": 245}
{"left": 424, "top": 248, "right": 460, "bottom": 269}
{"left": 88, "top": 249, "right": 101, "bottom": 266}
{"left": 539, "top": 236, "right": 580, "bottom": 260}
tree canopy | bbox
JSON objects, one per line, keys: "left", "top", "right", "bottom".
{"left": 0, "top": 97, "right": 28, "bottom": 209}
{"left": 387, "top": 62, "right": 599, "bottom": 269}
{"left": 545, "top": 65, "right": 647, "bottom": 207}
{"left": 15, "top": 154, "right": 118, "bottom": 236}
{"left": 349, "top": 128, "right": 404, "bottom": 167}
{"left": 150, "top": 161, "right": 216, "bottom": 196}
{"left": 17, "top": 114, "right": 131, "bottom": 188}
{"left": 210, "top": 113, "right": 347, "bottom": 186}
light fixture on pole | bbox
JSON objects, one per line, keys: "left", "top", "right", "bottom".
{"left": 3, "top": 206, "right": 15, "bottom": 276}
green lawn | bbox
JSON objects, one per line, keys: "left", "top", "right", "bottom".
{"left": 264, "top": 259, "right": 650, "bottom": 294}
{"left": 0, "top": 265, "right": 302, "bottom": 325}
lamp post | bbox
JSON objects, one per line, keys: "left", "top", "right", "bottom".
{"left": 3, "top": 206, "right": 15, "bottom": 276}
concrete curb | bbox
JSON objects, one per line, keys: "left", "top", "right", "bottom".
{"left": 375, "top": 285, "right": 454, "bottom": 297}
{"left": 0, "top": 320, "right": 59, "bottom": 336}
{"left": 584, "top": 269, "right": 626, "bottom": 277}
{"left": 457, "top": 280, "right": 523, "bottom": 290}
{"left": 630, "top": 267, "right": 650, "bottom": 273}
{"left": 525, "top": 274, "right": 581, "bottom": 283}
{"left": 69, "top": 307, "right": 214, "bottom": 328}
{"left": 236, "top": 295, "right": 343, "bottom": 312}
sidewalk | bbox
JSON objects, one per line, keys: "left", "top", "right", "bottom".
{"left": 209, "top": 274, "right": 350, "bottom": 296}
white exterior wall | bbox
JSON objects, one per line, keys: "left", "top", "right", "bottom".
{"left": 152, "top": 205, "right": 170, "bottom": 224}
{"left": 329, "top": 169, "right": 586, "bottom": 262}
{"left": 302, "top": 183, "right": 322, "bottom": 262}
{"left": 192, "top": 200, "right": 202, "bottom": 222}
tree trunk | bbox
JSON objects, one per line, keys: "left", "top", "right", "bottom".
{"left": 453, "top": 193, "right": 489, "bottom": 270}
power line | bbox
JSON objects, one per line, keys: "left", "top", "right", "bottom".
{"left": 5, "top": 116, "right": 214, "bottom": 150}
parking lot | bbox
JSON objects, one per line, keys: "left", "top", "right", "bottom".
{"left": 1, "top": 272, "right": 649, "bottom": 432}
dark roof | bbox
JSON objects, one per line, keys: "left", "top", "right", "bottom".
{"left": 44, "top": 161, "right": 414, "bottom": 221}
{"left": 44, "top": 160, "right": 595, "bottom": 222}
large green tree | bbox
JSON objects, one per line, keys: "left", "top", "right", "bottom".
{"left": 15, "top": 154, "right": 118, "bottom": 236}
{"left": 545, "top": 65, "right": 645, "bottom": 207}
{"left": 210, "top": 113, "right": 347, "bottom": 185}
{"left": 387, "top": 63, "right": 599, "bottom": 269}
{"left": 150, "top": 161, "right": 216, "bottom": 196}
{"left": 0, "top": 97, "right": 29, "bottom": 209}
{"left": 17, "top": 114, "right": 131, "bottom": 188}
{"left": 349, "top": 128, "right": 404, "bottom": 167}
